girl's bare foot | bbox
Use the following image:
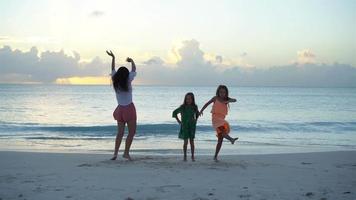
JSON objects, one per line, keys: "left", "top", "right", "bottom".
{"left": 123, "top": 154, "right": 132, "bottom": 161}
{"left": 183, "top": 156, "right": 187, "bottom": 161}
{"left": 191, "top": 156, "right": 195, "bottom": 162}
{"left": 110, "top": 155, "right": 117, "bottom": 160}
{"left": 214, "top": 156, "right": 219, "bottom": 162}
{"left": 231, "top": 137, "right": 239, "bottom": 144}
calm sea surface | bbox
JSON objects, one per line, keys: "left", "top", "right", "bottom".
{"left": 0, "top": 84, "right": 355, "bottom": 155}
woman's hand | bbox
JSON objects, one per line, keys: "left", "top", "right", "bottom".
{"left": 126, "top": 57, "right": 133, "bottom": 62}
{"left": 107, "top": 50, "right": 116, "bottom": 71}
{"left": 106, "top": 50, "right": 115, "bottom": 58}
{"left": 127, "top": 57, "right": 136, "bottom": 72}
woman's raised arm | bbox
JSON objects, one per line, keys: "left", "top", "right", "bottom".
{"left": 126, "top": 57, "right": 136, "bottom": 72}
{"left": 106, "top": 50, "right": 115, "bottom": 72}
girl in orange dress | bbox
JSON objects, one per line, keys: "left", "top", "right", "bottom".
{"left": 199, "top": 85, "right": 238, "bottom": 161}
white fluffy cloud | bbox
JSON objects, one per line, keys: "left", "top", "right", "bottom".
{"left": 136, "top": 40, "right": 356, "bottom": 87}
{"left": 1, "top": 40, "right": 356, "bottom": 87}
{"left": 296, "top": 49, "right": 316, "bottom": 64}
{"left": 0, "top": 46, "right": 106, "bottom": 83}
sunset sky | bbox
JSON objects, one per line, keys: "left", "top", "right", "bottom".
{"left": 0, "top": 0, "right": 355, "bottom": 86}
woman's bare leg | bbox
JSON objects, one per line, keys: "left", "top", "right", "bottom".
{"left": 183, "top": 139, "right": 188, "bottom": 161}
{"left": 111, "top": 122, "right": 125, "bottom": 160}
{"left": 189, "top": 138, "right": 195, "bottom": 161}
{"left": 214, "top": 135, "right": 224, "bottom": 161}
{"left": 123, "top": 120, "right": 136, "bottom": 160}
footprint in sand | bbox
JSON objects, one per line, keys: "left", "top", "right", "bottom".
{"left": 239, "top": 194, "right": 252, "bottom": 199}
{"left": 305, "top": 192, "right": 314, "bottom": 197}
{"left": 192, "top": 197, "right": 209, "bottom": 200}
{"left": 301, "top": 162, "right": 312, "bottom": 165}
{"left": 77, "top": 163, "right": 92, "bottom": 167}
{"left": 155, "top": 184, "right": 181, "bottom": 192}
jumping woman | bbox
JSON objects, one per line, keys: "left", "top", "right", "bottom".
{"left": 106, "top": 50, "right": 137, "bottom": 161}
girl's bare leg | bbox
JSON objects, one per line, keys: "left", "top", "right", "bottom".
{"left": 214, "top": 135, "right": 224, "bottom": 161}
{"left": 189, "top": 138, "right": 195, "bottom": 161}
{"left": 123, "top": 120, "right": 136, "bottom": 161}
{"left": 223, "top": 134, "right": 239, "bottom": 144}
{"left": 183, "top": 139, "right": 188, "bottom": 161}
{"left": 111, "top": 122, "right": 125, "bottom": 160}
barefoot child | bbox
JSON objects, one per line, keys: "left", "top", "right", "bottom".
{"left": 106, "top": 50, "right": 137, "bottom": 161}
{"left": 172, "top": 92, "right": 199, "bottom": 161}
{"left": 199, "top": 85, "right": 238, "bottom": 161}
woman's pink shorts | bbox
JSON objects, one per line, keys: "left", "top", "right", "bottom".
{"left": 113, "top": 103, "right": 137, "bottom": 123}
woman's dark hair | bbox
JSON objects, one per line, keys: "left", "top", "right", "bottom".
{"left": 216, "top": 85, "right": 229, "bottom": 101}
{"left": 181, "top": 92, "right": 199, "bottom": 118}
{"left": 112, "top": 66, "right": 129, "bottom": 92}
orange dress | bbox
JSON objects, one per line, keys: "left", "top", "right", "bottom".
{"left": 211, "top": 99, "right": 230, "bottom": 136}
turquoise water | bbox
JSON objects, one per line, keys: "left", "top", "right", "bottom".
{"left": 0, "top": 84, "right": 355, "bottom": 154}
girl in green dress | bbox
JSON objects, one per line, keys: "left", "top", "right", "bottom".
{"left": 172, "top": 92, "right": 199, "bottom": 161}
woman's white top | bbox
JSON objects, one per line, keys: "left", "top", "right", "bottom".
{"left": 112, "top": 69, "right": 136, "bottom": 106}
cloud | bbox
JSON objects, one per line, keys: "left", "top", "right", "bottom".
{"left": 143, "top": 56, "right": 164, "bottom": 65}
{"left": 222, "top": 63, "right": 356, "bottom": 87}
{"left": 176, "top": 39, "right": 205, "bottom": 67}
{"left": 240, "top": 52, "right": 248, "bottom": 57}
{"left": 89, "top": 10, "right": 105, "bottom": 17}
{"left": 1, "top": 41, "right": 356, "bottom": 87}
{"left": 136, "top": 40, "right": 356, "bottom": 87}
{"left": 296, "top": 49, "right": 316, "bottom": 64}
{"left": 139, "top": 41, "right": 356, "bottom": 87}
{"left": 215, "top": 55, "right": 223, "bottom": 63}
{"left": 0, "top": 45, "right": 107, "bottom": 83}
{"left": 0, "top": 36, "right": 9, "bottom": 41}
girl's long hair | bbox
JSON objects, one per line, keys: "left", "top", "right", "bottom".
{"left": 181, "top": 92, "right": 199, "bottom": 118}
{"left": 112, "top": 66, "right": 129, "bottom": 92}
{"left": 216, "top": 85, "right": 229, "bottom": 101}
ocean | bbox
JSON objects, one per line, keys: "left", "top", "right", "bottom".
{"left": 0, "top": 84, "right": 355, "bottom": 155}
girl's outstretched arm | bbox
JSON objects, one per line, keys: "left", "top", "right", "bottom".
{"left": 199, "top": 97, "right": 216, "bottom": 116}
{"left": 106, "top": 50, "right": 115, "bottom": 71}
{"left": 126, "top": 57, "right": 136, "bottom": 72}
{"left": 228, "top": 97, "right": 237, "bottom": 103}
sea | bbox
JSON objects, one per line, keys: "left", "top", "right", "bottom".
{"left": 0, "top": 84, "right": 355, "bottom": 155}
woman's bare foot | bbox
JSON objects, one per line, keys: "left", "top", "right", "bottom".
{"left": 110, "top": 155, "right": 117, "bottom": 160}
{"left": 214, "top": 156, "right": 219, "bottom": 162}
{"left": 231, "top": 137, "right": 239, "bottom": 144}
{"left": 191, "top": 156, "right": 195, "bottom": 162}
{"left": 123, "top": 154, "right": 132, "bottom": 161}
{"left": 183, "top": 156, "right": 187, "bottom": 161}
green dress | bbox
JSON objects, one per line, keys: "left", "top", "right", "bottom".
{"left": 172, "top": 105, "right": 198, "bottom": 139}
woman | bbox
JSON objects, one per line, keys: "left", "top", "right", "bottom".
{"left": 106, "top": 50, "right": 137, "bottom": 161}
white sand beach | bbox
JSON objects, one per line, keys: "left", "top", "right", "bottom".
{"left": 0, "top": 151, "right": 355, "bottom": 200}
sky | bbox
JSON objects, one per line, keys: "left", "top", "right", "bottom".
{"left": 0, "top": 0, "right": 355, "bottom": 86}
